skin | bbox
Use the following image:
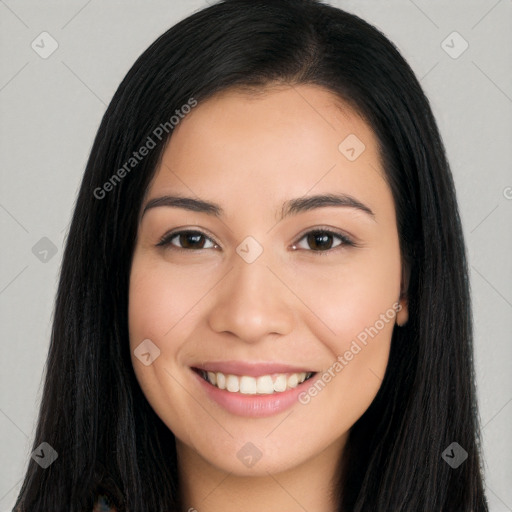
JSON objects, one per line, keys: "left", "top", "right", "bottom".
{"left": 128, "top": 83, "right": 409, "bottom": 512}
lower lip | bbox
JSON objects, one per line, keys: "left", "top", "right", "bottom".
{"left": 191, "top": 369, "right": 316, "bottom": 418}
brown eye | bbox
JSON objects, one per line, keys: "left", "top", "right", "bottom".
{"left": 294, "top": 229, "right": 354, "bottom": 252}
{"left": 157, "top": 230, "right": 217, "bottom": 250}
{"left": 307, "top": 232, "right": 334, "bottom": 250}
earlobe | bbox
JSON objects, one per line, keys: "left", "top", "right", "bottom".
{"left": 396, "top": 264, "right": 410, "bottom": 326}
{"left": 396, "top": 295, "right": 409, "bottom": 326}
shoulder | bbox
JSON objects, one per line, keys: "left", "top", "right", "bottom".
{"left": 93, "top": 493, "right": 117, "bottom": 512}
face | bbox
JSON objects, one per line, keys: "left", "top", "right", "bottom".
{"left": 128, "top": 84, "right": 408, "bottom": 477}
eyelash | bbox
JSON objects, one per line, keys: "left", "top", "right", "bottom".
{"left": 156, "top": 228, "right": 356, "bottom": 254}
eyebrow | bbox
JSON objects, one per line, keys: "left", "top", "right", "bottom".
{"left": 141, "top": 193, "right": 375, "bottom": 221}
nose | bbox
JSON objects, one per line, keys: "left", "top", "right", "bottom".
{"left": 207, "top": 253, "right": 295, "bottom": 344}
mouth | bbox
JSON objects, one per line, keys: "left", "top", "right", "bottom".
{"left": 190, "top": 362, "right": 320, "bottom": 417}
{"left": 192, "top": 368, "right": 317, "bottom": 395}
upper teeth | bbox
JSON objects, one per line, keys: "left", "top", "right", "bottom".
{"left": 203, "top": 371, "right": 313, "bottom": 395}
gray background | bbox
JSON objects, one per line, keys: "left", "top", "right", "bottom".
{"left": 0, "top": 0, "right": 511, "bottom": 510}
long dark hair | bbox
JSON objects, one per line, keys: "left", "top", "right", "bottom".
{"left": 14, "top": 1, "right": 488, "bottom": 510}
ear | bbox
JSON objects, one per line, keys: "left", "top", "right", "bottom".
{"left": 396, "top": 263, "right": 409, "bottom": 326}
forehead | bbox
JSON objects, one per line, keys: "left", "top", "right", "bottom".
{"left": 145, "top": 84, "right": 387, "bottom": 216}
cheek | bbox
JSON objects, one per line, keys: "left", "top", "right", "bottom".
{"left": 292, "top": 240, "right": 401, "bottom": 427}
{"left": 127, "top": 255, "right": 189, "bottom": 396}
{"left": 127, "top": 255, "right": 205, "bottom": 443}
{"left": 290, "top": 242, "right": 402, "bottom": 355}
{"left": 128, "top": 255, "right": 209, "bottom": 346}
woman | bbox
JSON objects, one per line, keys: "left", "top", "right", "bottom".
{"left": 14, "top": 0, "right": 488, "bottom": 510}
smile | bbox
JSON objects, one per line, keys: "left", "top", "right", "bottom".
{"left": 191, "top": 362, "right": 319, "bottom": 417}
{"left": 196, "top": 369, "right": 315, "bottom": 395}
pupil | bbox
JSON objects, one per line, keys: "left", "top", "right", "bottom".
{"left": 181, "top": 232, "right": 204, "bottom": 249}
{"left": 308, "top": 232, "right": 332, "bottom": 250}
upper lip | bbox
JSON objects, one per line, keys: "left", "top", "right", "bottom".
{"left": 192, "top": 361, "right": 315, "bottom": 377}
